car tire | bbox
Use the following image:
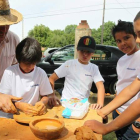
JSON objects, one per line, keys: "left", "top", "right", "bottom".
{"left": 109, "top": 79, "right": 117, "bottom": 94}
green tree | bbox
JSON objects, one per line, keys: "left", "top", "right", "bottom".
{"left": 64, "top": 25, "right": 77, "bottom": 34}
{"left": 28, "top": 24, "right": 51, "bottom": 47}
{"left": 28, "top": 22, "right": 117, "bottom": 48}
{"left": 65, "top": 33, "right": 75, "bottom": 45}
{"left": 52, "top": 29, "right": 64, "bottom": 36}
{"left": 64, "top": 25, "right": 77, "bottom": 45}
{"left": 47, "top": 30, "right": 67, "bottom": 47}
{"left": 92, "top": 21, "right": 116, "bottom": 46}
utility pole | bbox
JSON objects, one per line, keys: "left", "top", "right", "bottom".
{"left": 101, "top": 0, "right": 106, "bottom": 44}
{"left": 22, "top": 17, "right": 24, "bottom": 39}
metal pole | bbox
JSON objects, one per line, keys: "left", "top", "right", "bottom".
{"left": 22, "top": 18, "right": 24, "bottom": 39}
{"left": 101, "top": 0, "right": 106, "bottom": 44}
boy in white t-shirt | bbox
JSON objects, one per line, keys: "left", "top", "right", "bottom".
{"left": 0, "top": 37, "right": 53, "bottom": 118}
{"left": 85, "top": 20, "right": 140, "bottom": 139}
{"left": 49, "top": 36, "right": 105, "bottom": 110}
{"left": 84, "top": 11, "right": 140, "bottom": 138}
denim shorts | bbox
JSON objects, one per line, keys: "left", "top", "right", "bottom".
{"left": 113, "top": 110, "right": 139, "bottom": 140}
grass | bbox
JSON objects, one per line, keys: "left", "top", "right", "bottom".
{"left": 102, "top": 113, "right": 117, "bottom": 140}
{"left": 103, "top": 132, "right": 116, "bottom": 140}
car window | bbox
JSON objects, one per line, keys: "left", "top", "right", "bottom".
{"left": 51, "top": 45, "right": 112, "bottom": 62}
{"left": 52, "top": 46, "right": 74, "bottom": 62}
{"left": 91, "top": 48, "right": 111, "bottom": 61}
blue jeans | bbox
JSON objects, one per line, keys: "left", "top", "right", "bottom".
{"left": 113, "top": 110, "right": 139, "bottom": 140}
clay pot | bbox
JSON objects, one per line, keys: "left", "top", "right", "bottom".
{"left": 29, "top": 117, "right": 64, "bottom": 140}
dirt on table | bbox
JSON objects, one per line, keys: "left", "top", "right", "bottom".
{"left": 0, "top": 106, "right": 102, "bottom": 140}
{"left": 0, "top": 118, "right": 40, "bottom": 140}
{"left": 74, "top": 126, "right": 97, "bottom": 140}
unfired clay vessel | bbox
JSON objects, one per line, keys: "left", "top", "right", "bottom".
{"left": 29, "top": 117, "right": 64, "bottom": 140}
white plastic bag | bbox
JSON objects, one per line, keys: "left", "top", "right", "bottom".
{"left": 61, "top": 98, "right": 89, "bottom": 119}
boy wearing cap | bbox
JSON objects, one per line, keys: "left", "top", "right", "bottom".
{"left": 49, "top": 36, "right": 105, "bottom": 109}
{"left": 0, "top": 0, "right": 23, "bottom": 113}
{"left": 0, "top": 37, "right": 54, "bottom": 118}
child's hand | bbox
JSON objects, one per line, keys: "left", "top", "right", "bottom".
{"left": 97, "top": 109, "right": 108, "bottom": 123}
{"left": 84, "top": 120, "right": 107, "bottom": 135}
{"left": 15, "top": 102, "right": 38, "bottom": 116}
{"left": 90, "top": 103, "right": 103, "bottom": 110}
{"left": 48, "top": 96, "right": 61, "bottom": 108}
{"left": 35, "top": 101, "right": 47, "bottom": 115}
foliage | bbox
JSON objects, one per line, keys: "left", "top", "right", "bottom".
{"left": 28, "top": 22, "right": 117, "bottom": 49}
{"left": 64, "top": 25, "right": 77, "bottom": 34}
{"left": 64, "top": 25, "right": 77, "bottom": 45}
{"left": 92, "top": 21, "right": 117, "bottom": 46}
{"left": 28, "top": 24, "right": 51, "bottom": 47}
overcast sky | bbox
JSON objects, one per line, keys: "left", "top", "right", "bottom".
{"left": 9, "top": 0, "right": 140, "bottom": 40}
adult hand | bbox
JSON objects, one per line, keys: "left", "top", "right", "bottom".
{"left": 0, "top": 93, "right": 22, "bottom": 114}
{"left": 15, "top": 102, "right": 38, "bottom": 116}
{"left": 35, "top": 101, "right": 46, "bottom": 115}
{"left": 90, "top": 103, "right": 103, "bottom": 110}
{"left": 84, "top": 120, "right": 107, "bottom": 135}
{"left": 48, "top": 96, "right": 61, "bottom": 108}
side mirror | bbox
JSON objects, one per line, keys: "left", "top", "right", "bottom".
{"left": 48, "top": 59, "right": 54, "bottom": 65}
{"left": 44, "top": 55, "right": 54, "bottom": 65}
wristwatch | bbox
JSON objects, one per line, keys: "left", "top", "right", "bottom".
{"left": 133, "top": 121, "right": 140, "bottom": 128}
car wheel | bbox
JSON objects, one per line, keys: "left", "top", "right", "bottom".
{"left": 109, "top": 79, "right": 117, "bottom": 94}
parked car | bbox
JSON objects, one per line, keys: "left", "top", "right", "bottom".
{"left": 37, "top": 44, "right": 124, "bottom": 94}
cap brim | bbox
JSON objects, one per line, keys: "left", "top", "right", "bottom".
{"left": 77, "top": 47, "right": 95, "bottom": 53}
{"left": 0, "top": 9, "right": 23, "bottom": 25}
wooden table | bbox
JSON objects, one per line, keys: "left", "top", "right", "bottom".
{"left": 0, "top": 106, "right": 102, "bottom": 140}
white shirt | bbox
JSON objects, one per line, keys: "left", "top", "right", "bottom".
{"left": 0, "top": 64, "right": 53, "bottom": 118}
{"left": 0, "top": 30, "right": 20, "bottom": 81}
{"left": 55, "top": 59, "right": 104, "bottom": 99}
{"left": 117, "top": 50, "right": 140, "bottom": 113}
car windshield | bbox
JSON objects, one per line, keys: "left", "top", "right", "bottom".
{"left": 51, "top": 45, "right": 116, "bottom": 62}
{"left": 52, "top": 46, "right": 74, "bottom": 61}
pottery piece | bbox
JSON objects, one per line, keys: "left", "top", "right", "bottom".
{"left": 29, "top": 117, "right": 64, "bottom": 140}
{"left": 14, "top": 109, "right": 57, "bottom": 124}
